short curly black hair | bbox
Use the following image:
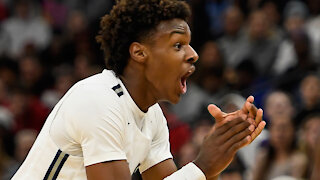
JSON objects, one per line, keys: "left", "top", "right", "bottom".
{"left": 96, "top": 0, "right": 191, "bottom": 76}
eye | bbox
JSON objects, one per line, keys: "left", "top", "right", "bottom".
{"left": 174, "top": 42, "right": 182, "bottom": 50}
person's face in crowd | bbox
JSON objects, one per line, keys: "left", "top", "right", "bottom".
{"left": 300, "top": 75, "right": 320, "bottom": 108}
{"left": 261, "top": 1, "right": 280, "bottom": 25}
{"left": 303, "top": 117, "right": 320, "bottom": 151}
{"left": 224, "top": 7, "right": 243, "bottom": 36}
{"left": 249, "top": 10, "right": 269, "bottom": 39}
{"left": 285, "top": 16, "right": 305, "bottom": 33}
{"left": 269, "top": 116, "right": 295, "bottom": 151}
{"left": 15, "top": 1, "right": 29, "bottom": 19}
{"left": 19, "top": 56, "right": 42, "bottom": 85}
{"left": 199, "top": 41, "right": 221, "bottom": 68}
{"left": 192, "top": 123, "right": 211, "bottom": 147}
{"left": 56, "top": 74, "right": 75, "bottom": 95}
{"left": 177, "top": 142, "right": 198, "bottom": 167}
{"left": 142, "top": 19, "right": 198, "bottom": 104}
{"left": 9, "top": 92, "right": 27, "bottom": 116}
{"left": 265, "top": 92, "right": 294, "bottom": 120}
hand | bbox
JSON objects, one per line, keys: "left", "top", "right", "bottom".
{"left": 193, "top": 96, "right": 266, "bottom": 178}
{"left": 194, "top": 116, "right": 253, "bottom": 178}
{"left": 208, "top": 96, "right": 266, "bottom": 143}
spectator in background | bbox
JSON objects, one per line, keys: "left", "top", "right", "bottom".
{"left": 2, "top": 0, "right": 52, "bottom": 58}
{"left": 2, "top": 129, "right": 37, "bottom": 180}
{"left": 0, "top": 57, "right": 18, "bottom": 90}
{"left": 160, "top": 102, "right": 192, "bottom": 158}
{"left": 295, "top": 74, "right": 320, "bottom": 126}
{"left": 311, "top": 129, "right": 320, "bottom": 180}
{"left": 272, "top": 0, "right": 309, "bottom": 75}
{"left": 42, "top": 0, "right": 69, "bottom": 31}
{"left": 259, "top": 0, "right": 281, "bottom": 28}
{"left": 305, "top": 12, "right": 320, "bottom": 64}
{"left": 264, "top": 91, "right": 295, "bottom": 124}
{"left": 230, "top": 59, "right": 258, "bottom": 95}
{"left": 205, "top": 0, "right": 233, "bottom": 38}
{"left": 176, "top": 142, "right": 198, "bottom": 168}
{"left": 221, "top": 9, "right": 281, "bottom": 77}
{"left": 18, "top": 56, "right": 50, "bottom": 96}
{"left": 217, "top": 6, "right": 246, "bottom": 69}
{"left": 41, "top": 65, "right": 75, "bottom": 109}
{"left": 243, "top": 10, "right": 282, "bottom": 77}
{"left": 62, "top": 0, "right": 114, "bottom": 25}
{"left": 176, "top": 120, "right": 212, "bottom": 168}
{"left": 275, "top": 29, "right": 318, "bottom": 93}
{"left": 299, "top": 113, "right": 320, "bottom": 179}
{"left": 252, "top": 115, "right": 307, "bottom": 180}
{"left": 0, "top": 79, "right": 10, "bottom": 107}
{"left": 8, "top": 88, "right": 49, "bottom": 133}
{"left": 73, "top": 53, "right": 102, "bottom": 81}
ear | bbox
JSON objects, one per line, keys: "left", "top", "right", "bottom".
{"left": 129, "top": 42, "right": 147, "bottom": 63}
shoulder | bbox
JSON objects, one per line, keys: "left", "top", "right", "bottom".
{"left": 59, "top": 71, "right": 127, "bottom": 126}
{"left": 68, "top": 70, "right": 123, "bottom": 108}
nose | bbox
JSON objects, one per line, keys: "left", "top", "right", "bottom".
{"left": 186, "top": 45, "right": 199, "bottom": 64}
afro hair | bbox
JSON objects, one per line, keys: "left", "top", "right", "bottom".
{"left": 96, "top": 0, "right": 191, "bottom": 76}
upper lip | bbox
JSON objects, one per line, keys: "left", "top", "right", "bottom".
{"left": 182, "top": 66, "right": 196, "bottom": 79}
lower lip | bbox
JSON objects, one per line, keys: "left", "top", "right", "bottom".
{"left": 180, "top": 79, "right": 187, "bottom": 94}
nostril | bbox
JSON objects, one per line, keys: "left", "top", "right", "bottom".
{"left": 187, "top": 58, "right": 195, "bottom": 63}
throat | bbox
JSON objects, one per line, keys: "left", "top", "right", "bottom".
{"left": 120, "top": 76, "right": 156, "bottom": 112}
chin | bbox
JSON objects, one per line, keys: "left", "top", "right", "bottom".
{"left": 167, "top": 94, "right": 181, "bottom": 104}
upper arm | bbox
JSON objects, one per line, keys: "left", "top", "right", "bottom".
{"left": 86, "top": 160, "right": 131, "bottom": 180}
{"left": 141, "top": 158, "right": 177, "bottom": 180}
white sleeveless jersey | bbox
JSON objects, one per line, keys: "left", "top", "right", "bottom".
{"left": 12, "top": 70, "right": 172, "bottom": 179}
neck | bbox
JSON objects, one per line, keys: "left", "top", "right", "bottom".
{"left": 120, "top": 61, "right": 157, "bottom": 112}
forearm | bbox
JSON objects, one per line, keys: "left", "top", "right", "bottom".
{"left": 207, "top": 175, "right": 219, "bottom": 180}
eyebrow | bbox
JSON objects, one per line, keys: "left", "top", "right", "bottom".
{"left": 169, "top": 29, "right": 186, "bottom": 37}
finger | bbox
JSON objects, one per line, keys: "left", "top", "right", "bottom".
{"left": 217, "top": 120, "right": 251, "bottom": 141}
{"left": 228, "top": 135, "right": 252, "bottom": 155}
{"left": 248, "top": 104, "right": 258, "bottom": 119}
{"left": 222, "top": 124, "right": 254, "bottom": 150}
{"left": 254, "top": 108, "right": 263, "bottom": 127}
{"left": 250, "top": 120, "right": 266, "bottom": 143}
{"left": 208, "top": 104, "right": 225, "bottom": 123}
{"left": 215, "top": 117, "right": 244, "bottom": 135}
{"left": 241, "top": 96, "right": 254, "bottom": 114}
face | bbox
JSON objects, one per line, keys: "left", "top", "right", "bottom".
{"left": 142, "top": 19, "right": 199, "bottom": 104}
{"left": 304, "top": 117, "right": 320, "bottom": 150}
{"left": 269, "top": 116, "right": 295, "bottom": 151}
{"left": 265, "top": 92, "right": 293, "bottom": 120}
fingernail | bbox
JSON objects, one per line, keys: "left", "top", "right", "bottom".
{"left": 249, "top": 125, "right": 254, "bottom": 132}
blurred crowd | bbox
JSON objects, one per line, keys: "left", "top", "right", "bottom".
{"left": 0, "top": 0, "right": 320, "bottom": 180}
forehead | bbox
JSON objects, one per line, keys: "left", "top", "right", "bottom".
{"left": 151, "top": 19, "right": 190, "bottom": 39}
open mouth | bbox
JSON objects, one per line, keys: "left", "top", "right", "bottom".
{"left": 180, "top": 66, "right": 195, "bottom": 94}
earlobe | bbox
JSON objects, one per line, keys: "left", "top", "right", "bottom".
{"left": 129, "top": 42, "right": 147, "bottom": 63}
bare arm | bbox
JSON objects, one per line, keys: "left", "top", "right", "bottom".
{"left": 86, "top": 160, "right": 131, "bottom": 180}
{"left": 141, "top": 159, "right": 177, "bottom": 180}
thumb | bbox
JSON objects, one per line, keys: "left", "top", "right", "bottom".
{"left": 208, "top": 104, "right": 224, "bottom": 123}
